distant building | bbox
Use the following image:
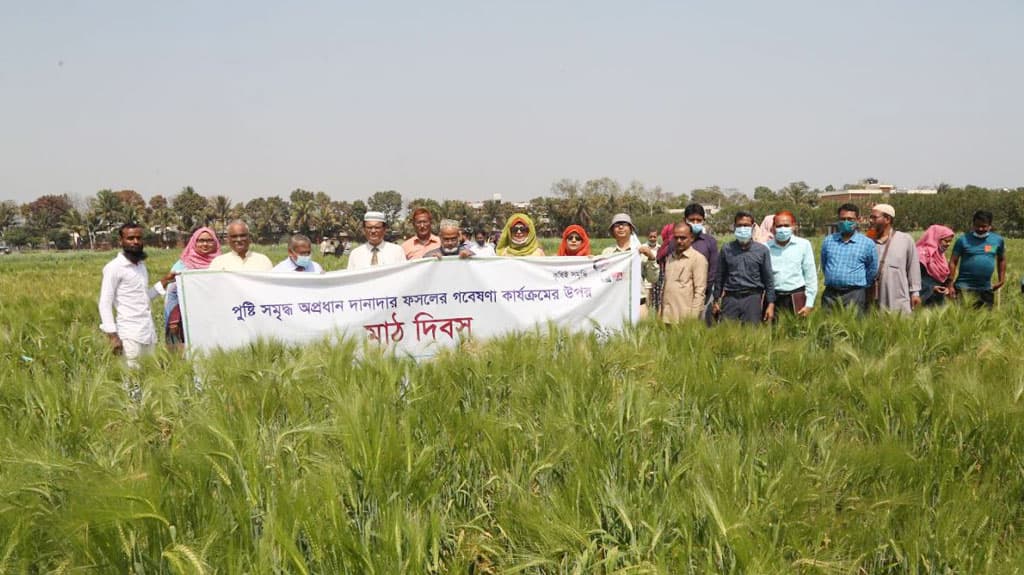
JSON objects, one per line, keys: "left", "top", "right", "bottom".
{"left": 819, "top": 182, "right": 893, "bottom": 204}
{"left": 666, "top": 203, "right": 721, "bottom": 216}
{"left": 821, "top": 183, "right": 939, "bottom": 203}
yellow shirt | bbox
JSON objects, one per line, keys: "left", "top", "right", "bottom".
{"left": 208, "top": 250, "right": 274, "bottom": 271}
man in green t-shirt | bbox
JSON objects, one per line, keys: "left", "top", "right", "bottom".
{"left": 949, "top": 210, "right": 1006, "bottom": 308}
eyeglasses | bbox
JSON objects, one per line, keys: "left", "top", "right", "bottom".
{"left": 228, "top": 234, "right": 249, "bottom": 239}
{"left": 567, "top": 235, "right": 582, "bottom": 242}
{"left": 613, "top": 222, "right": 630, "bottom": 228}
{"left": 196, "top": 238, "right": 216, "bottom": 243}
{"left": 511, "top": 225, "right": 529, "bottom": 234}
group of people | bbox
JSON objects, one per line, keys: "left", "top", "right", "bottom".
{"left": 649, "top": 203, "right": 1005, "bottom": 325}
{"left": 336, "top": 202, "right": 1006, "bottom": 326}
{"left": 98, "top": 203, "right": 1007, "bottom": 367}
{"left": 98, "top": 220, "right": 325, "bottom": 365}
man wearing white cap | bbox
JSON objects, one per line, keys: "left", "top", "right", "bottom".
{"left": 346, "top": 211, "right": 405, "bottom": 270}
{"left": 868, "top": 203, "right": 921, "bottom": 313}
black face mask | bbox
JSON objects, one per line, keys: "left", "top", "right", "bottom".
{"left": 123, "top": 246, "right": 147, "bottom": 263}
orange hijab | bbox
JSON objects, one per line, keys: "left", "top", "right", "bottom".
{"left": 557, "top": 225, "right": 591, "bottom": 256}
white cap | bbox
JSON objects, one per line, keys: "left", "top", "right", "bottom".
{"left": 873, "top": 203, "right": 895, "bottom": 219}
{"left": 363, "top": 211, "right": 386, "bottom": 223}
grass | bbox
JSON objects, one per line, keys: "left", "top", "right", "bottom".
{"left": 1, "top": 245, "right": 1024, "bottom": 573}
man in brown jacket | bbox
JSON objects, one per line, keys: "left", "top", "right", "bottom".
{"left": 660, "top": 222, "right": 708, "bottom": 324}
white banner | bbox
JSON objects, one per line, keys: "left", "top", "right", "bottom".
{"left": 178, "top": 252, "right": 640, "bottom": 358}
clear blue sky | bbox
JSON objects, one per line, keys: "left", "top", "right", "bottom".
{"left": 2, "top": 0, "right": 1021, "bottom": 205}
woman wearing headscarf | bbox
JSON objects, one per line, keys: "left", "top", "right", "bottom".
{"left": 650, "top": 222, "right": 676, "bottom": 311}
{"left": 164, "top": 226, "right": 221, "bottom": 346}
{"left": 753, "top": 213, "right": 775, "bottom": 244}
{"left": 557, "top": 224, "right": 591, "bottom": 256}
{"left": 915, "top": 224, "right": 955, "bottom": 307}
{"left": 496, "top": 213, "right": 545, "bottom": 256}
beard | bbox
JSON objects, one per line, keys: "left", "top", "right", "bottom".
{"left": 440, "top": 245, "right": 460, "bottom": 256}
{"left": 123, "top": 246, "right": 147, "bottom": 263}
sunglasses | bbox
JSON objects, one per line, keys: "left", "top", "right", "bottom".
{"left": 511, "top": 225, "right": 529, "bottom": 233}
{"left": 567, "top": 234, "right": 582, "bottom": 242}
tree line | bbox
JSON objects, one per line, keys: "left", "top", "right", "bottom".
{"left": 2, "top": 180, "right": 1023, "bottom": 249}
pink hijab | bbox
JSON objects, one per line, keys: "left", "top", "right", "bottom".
{"left": 180, "top": 227, "right": 221, "bottom": 270}
{"left": 655, "top": 222, "right": 675, "bottom": 264}
{"left": 754, "top": 214, "right": 774, "bottom": 244}
{"left": 916, "top": 224, "right": 954, "bottom": 282}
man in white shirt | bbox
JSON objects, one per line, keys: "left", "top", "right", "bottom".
{"left": 98, "top": 223, "right": 174, "bottom": 367}
{"left": 467, "top": 228, "right": 496, "bottom": 257}
{"left": 274, "top": 234, "right": 325, "bottom": 273}
{"left": 209, "top": 220, "right": 273, "bottom": 271}
{"left": 347, "top": 211, "right": 406, "bottom": 269}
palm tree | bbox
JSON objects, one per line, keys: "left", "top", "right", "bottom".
{"left": 312, "top": 194, "right": 340, "bottom": 239}
{"left": 290, "top": 197, "right": 315, "bottom": 236}
{"left": 208, "top": 195, "right": 232, "bottom": 233}
{"left": 91, "top": 189, "right": 124, "bottom": 234}
{"left": 60, "top": 209, "right": 86, "bottom": 249}
{"left": 0, "top": 201, "right": 17, "bottom": 239}
{"left": 150, "top": 204, "right": 176, "bottom": 246}
{"left": 121, "top": 203, "right": 143, "bottom": 228}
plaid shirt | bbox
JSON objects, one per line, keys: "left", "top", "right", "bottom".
{"left": 821, "top": 232, "right": 878, "bottom": 288}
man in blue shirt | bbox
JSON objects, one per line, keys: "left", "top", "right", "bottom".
{"left": 768, "top": 210, "right": 817, "bottom": 317}
{"left": 950, "top": 210, "right": 1006, "bottom": 308}
{"left": 274, "top": 234, "right": 325, "bottom": 273}
{"left": 820, "top": 203, "right": 878, "bottom": 313}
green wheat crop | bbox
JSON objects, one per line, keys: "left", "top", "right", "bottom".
{"left": 1, "top": 245, "right": 1023, "bottom": 573}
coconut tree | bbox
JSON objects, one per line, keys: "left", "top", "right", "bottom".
{"left": 171, "top": 186, "right": 209, "bottom": 232}
{"left": 208, "top": 195, "right": 233, "bottom": 233}
{"left": 90, "top": 189, "right": 124, "bottom": 234}
{"left": 312, "top": 192, "right": 340, "bottom": 239}
{"left": 289, "top": 196, "right": 315, "bottom": 236}
{"left": 0, "top": 200, "right": 17, "bottom": 239}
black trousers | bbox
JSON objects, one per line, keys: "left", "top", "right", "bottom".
{"left": 822, "top": 286, "right": 867, "bottom": 314}
{"left": 775, "top": 287, "right": 807, "bottom": 314}
{"left": 721, "top": 292, "right": 764, "bottom": 324}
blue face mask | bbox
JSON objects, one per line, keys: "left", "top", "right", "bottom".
{"left": 973, "top": 230, "right": 989, "bottom": 239}
{"left": 689, "top": 223, "right": 704, "bottom": 236}
{"left": 838, "top": 220, "right": 858, "bottom": 235}
{"left": 774, "top": 227, "right": 793, "bottom": 243}
{"left": 734, "top": 226, "right": 753, "bottom": 243}
{"left": 295, "top": 255, "right": 312, "bottom": 269}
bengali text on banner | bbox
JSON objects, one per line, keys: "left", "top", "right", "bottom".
{"left": 178, "top": 252, "right": 640, "bottom": 358}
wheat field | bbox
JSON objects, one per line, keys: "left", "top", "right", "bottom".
{"left": 1, "top": 245, "right": 1023, "bottom": 574}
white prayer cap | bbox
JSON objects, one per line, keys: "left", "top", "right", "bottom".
{"left": 872, "top": 203, "right": 895, "bottom": 219}
{"left": 363, "top": 211, "right": 386, "bottom": 223}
